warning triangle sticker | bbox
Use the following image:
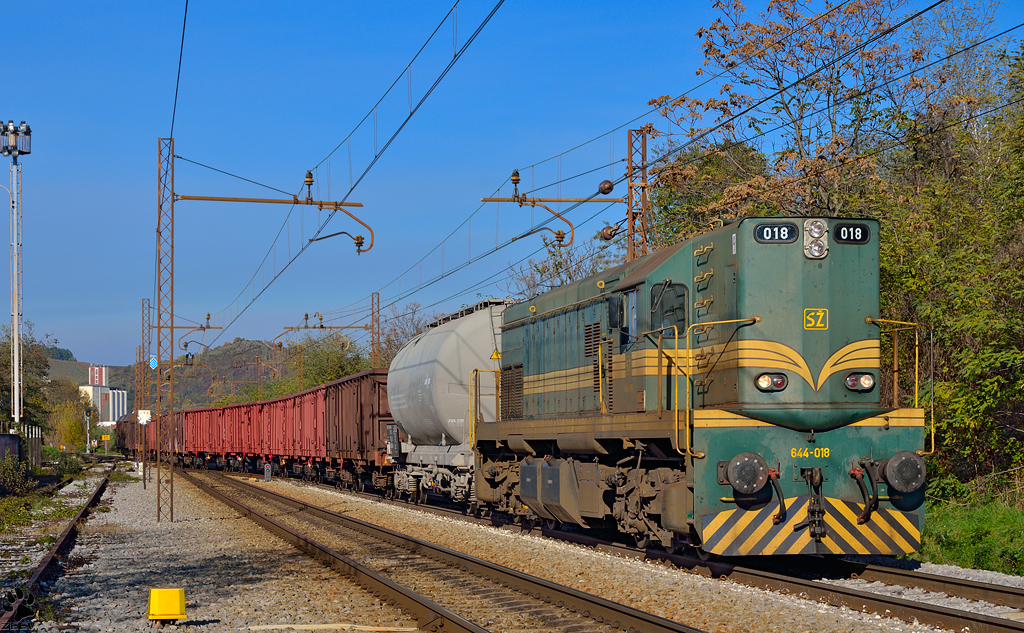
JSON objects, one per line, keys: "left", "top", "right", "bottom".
{"left": 490, "top": 349, "right": 501, "bottom": 360}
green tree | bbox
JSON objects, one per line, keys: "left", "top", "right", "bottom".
{"left": 52, "top": 401, "right": 86, "bottom": 449}
{"left": 506, "top": 233, "right": 617, "bottom": 299}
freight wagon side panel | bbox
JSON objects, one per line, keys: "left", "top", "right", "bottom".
{"left": 326, "top": 382, "right": 341, "bottom": 460}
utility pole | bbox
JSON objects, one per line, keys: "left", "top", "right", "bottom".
{"left": 626, "top": 129, "right": 651, "bottom": 262}
{"left": 371, "top": 293, "right": 381, "bottom": 367}
{"left": 141, "top": 297, "right": 152, "bottom": 486}
{"left": 134, "top": 344, "right": 144, "bottom": 485}
{"left": 1, "top": 121, "right": 30, "bottom": 435}
{"left": 154, "top": 148, "right": 373, "bottom": 521}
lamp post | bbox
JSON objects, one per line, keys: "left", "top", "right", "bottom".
{"left": 1, "top": 120, "right": 30, "bottom": 435}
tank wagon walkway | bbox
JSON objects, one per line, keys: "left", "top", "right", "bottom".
{"left": 26, "top": 476, "right": 413, "bottom": 633}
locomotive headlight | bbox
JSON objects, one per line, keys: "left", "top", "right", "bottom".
{"left": 845, "top": 373, "right": 875, "bottom": 392}
{"left": 803, "top": 219, "right": 829, "bottom": 259}
{"left": 726, "top": 452, "right": 770, "bottom": 495}
{"left": 755, "top": 373, "right": 788, "bottom": 392}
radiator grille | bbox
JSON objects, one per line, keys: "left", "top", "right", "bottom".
{"left": 500, "top": 364, "right": 524, "bottom": 420}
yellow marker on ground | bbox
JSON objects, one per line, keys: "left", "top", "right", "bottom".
{"left": 148, "top": 588, "right": 187, "bottom": 621}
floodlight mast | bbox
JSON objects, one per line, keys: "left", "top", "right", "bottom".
{"left": 1, "top": 121, "right": 30, "bottom": 435}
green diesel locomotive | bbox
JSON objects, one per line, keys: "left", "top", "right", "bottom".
{"left": 474, "top": 216, "right": 928, "bottom": 556}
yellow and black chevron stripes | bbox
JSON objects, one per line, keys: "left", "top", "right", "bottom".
{"left": 700, "top": 495, "right": 920, "bottom": 556}
{"left": 521, "top": 339, "right": 879, "bottom": 395}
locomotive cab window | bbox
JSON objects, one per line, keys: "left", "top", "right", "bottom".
{"left": 651, "top": 282, "right": 688, "bottom": 331}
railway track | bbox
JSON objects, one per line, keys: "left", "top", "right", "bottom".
{"left": 0, "top": 467, "right": 113, "bottom": 633}
{"left": 183, "top": 470, "right": 705, "bottom": 633}
{"left": 219, "top": 470, "right": 1024, "bottom": 633}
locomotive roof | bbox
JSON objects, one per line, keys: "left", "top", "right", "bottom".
{"left": 504, "top": 240, "right": 689, "bottom": 324}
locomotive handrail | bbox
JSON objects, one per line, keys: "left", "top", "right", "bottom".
{"left": 468, "top": 369, "right": 500, "bottom": 448}
{"left": 682, "top": 317, "right": 761, "bottom": 459}
{"left": 643, "top": 325, "right": 689, "bottom": 458}
{"left": 866, "top": 318, "right": 935, "bottom": 457}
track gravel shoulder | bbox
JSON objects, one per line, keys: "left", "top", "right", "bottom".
{"left": 27, "top": 476, "right": 415, "bottom": 633}
{"left": 256, "top": 479, "right": 949, "bottom": 633}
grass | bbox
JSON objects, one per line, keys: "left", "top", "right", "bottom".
{"left": 0, "top": 493, "right": 82, "bottom": 533}
{"left": 0, "top": 497, "right": 34, "bottom": 532}
{"left": 915, "top": 499, "right": 1024, "bottom": 576}
{"left": 108, "top": 470, "right": 139, "bottom": 484}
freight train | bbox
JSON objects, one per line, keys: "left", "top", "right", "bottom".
{"left": 118, "top": 216, "right": 928, "bottom": 557}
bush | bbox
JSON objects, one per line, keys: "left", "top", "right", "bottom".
{"left": 0, "top": 456, "right": 32, "bottom": 497}
{"left": 917, "top": 500, "right": 1024, "bottom": 576}
{"left": 53, "top": 453, "right": 82, "bottom": 479}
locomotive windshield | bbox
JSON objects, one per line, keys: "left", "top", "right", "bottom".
{"left": 650, "top": 282, "right": 688, "bottom": 331}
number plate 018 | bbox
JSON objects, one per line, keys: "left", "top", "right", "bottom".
{"left": 791, "top": 447, "right": 830, "bottom": 458}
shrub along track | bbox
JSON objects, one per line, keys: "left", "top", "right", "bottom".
{"left": 225, "top": 471, "right": 1024, "bottom": 633}
{"left": 185, "top": 470, "right": 704, "bottom": 633}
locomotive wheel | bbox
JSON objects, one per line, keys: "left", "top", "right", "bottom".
{"left": 696, "top": 548, "right": 713, "bottom": 562}
{"left": 634, "top": 533, "right": 651, "bottom": 549}
{"left": 544, "top": 519, "right": 559, "bottom": 531}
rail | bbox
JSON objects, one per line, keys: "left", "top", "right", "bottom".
{"left": 0, "top": 466, "right": 113, "bottom": 632}
{"left": 178, "top": 470, "right": 487, "bottom": 633}
{"left": 208, "top": 473, "right": 705, "bottom": 633}
{"left": 216, "top": 471, "right": 1024, "bottom": 633}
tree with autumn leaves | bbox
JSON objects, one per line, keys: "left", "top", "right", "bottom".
{"left": 647, "top": 0, "right": 1023, "bottom": 483}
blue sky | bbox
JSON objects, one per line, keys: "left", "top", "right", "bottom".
{"left": 7, "top": 0, "right": 1023, "bottom": 366}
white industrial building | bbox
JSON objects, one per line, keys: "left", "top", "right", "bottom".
{"left": 78, "top": 366, "right": 127, "bottom": 425}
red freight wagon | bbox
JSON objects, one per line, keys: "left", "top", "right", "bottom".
{"left": 324, "top": 369, "right": 393, "bottom": 489}
{"left": 117, "top": 368, "right": 397, "bottom": 487}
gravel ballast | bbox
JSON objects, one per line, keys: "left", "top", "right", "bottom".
{"left": 27, "top": 474, "right": 415, "bottom": 633}
{"left": 249, "top": 478, "right": 950, "bottom": 633}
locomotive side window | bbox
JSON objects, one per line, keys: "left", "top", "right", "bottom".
{"left": 754, "top": 222, "right": 799, "bottom": 244}
{"left": 651, "top": 282, "right": 688, "bottom": 331}
{"left": 833, "top": 222, "right": 870, "bottom": 244}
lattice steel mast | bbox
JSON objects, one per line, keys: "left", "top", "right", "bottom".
{"left": 626, "top": 129, "right": 650, "bottom": 262}
{"left": 156, "top": 139, "right": 175, "bottom": 522}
